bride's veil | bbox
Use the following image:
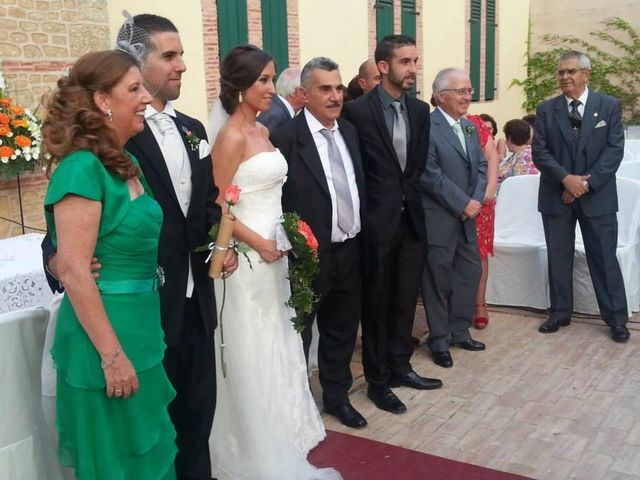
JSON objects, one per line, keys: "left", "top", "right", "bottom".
{"left": 206, "top": 99, "right": 230, "bottom": 146}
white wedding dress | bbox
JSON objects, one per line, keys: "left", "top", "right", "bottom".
{"left": 209, "top": 150, "right": 341, "bottom": 480}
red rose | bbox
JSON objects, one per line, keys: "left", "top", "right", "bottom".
{"left": 297, "top": 220, "right": 319, "bottom": 253}
{"left": 224, "top": 184, "right": 241, "bottom": 206}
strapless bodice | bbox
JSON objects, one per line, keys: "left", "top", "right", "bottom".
{"left": 231, "top": 150, "right": 288, "bottom": 240}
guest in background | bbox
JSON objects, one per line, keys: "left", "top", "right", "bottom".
{"left": 498, "top": 119, "right": 538, "bottom": 181}
{"left": 357, "top": 59, "right": 381, "bottom": 95}
{"left": 466, "top": 113, "right": 499, "bottom": 329}
{"left": 42, "top": 49, "right": 177, "bottom": 479}
{"left": 533, "top": 50, "right": 629, "bottom": 342}
{"left": 346, "top": 75, "right": 364, "bottom": 101}
{"left": 257, "top": 66, "right": 305, "bottom": 132}
{"left": 480, "top": 112, "right": 507, "bottom": 161}
{"left": 420, "top": 68, "right": 488, "bottom": 368}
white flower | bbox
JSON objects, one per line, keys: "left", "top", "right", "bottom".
{"left": 6, "top": 132, "right": 12, "bottom": 138}
{"left": 1, "top": 157, "right": 9, "bottom": 164}
{"left": 10, "top": 154, "right": 16, "bottom": 160}
{"left": 14, "top": 149, "right": 21, "bottom": 156}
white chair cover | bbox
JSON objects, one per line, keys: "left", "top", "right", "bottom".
{"left": 616, "top": 161, "right": 640, "bottom": 181}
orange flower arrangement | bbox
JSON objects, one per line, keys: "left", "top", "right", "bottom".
{"left": 0, "top": 73, "right": 42, "bottom": 176}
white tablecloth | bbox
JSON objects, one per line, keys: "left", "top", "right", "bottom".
{"left": 0, "top": 234, "right": 57, "bottom": 314}
{"left": 624, "top": 138, "right": 640, "bottom": 162}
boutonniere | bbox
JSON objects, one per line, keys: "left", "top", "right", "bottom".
{"left": 181, "top": 125, "right": 200, "bottom": 151}
{"left": 464, "top": 125, "right": 475, "bottom": 138}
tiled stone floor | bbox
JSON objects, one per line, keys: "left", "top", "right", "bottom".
{"left": 314, "top": 306, "right": 640, "bottom": 480}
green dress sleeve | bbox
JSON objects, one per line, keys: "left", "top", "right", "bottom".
{"left": 44, "top": 150, "right": 131, "bottom": 245}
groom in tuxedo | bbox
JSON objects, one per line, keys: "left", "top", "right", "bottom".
{"left": 272, "top": 57, "right": 368, "bottom": 429}
{"left": 44, "top": 14, "right": 237, "bottom": 480}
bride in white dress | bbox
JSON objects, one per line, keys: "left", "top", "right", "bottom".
{"left": 208, "top": 45, "right": 341, "bottom": 480}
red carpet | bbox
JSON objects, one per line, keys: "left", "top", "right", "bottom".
{"left": 309, "top": 430, "right": 534, "bottom": 480}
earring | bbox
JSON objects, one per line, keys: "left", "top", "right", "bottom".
{"left": 238, "top": 92, "right": 243, "bottom": 104}
{"left": 106, "top": 108, "right": 113, "bottom": 122}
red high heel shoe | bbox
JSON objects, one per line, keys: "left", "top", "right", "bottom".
{"left": 473, "top": 304, "right": 489, "bottom": 329}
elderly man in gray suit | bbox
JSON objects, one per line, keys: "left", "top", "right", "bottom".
{"left": 257, "top": 66, "right": 305, "bottom": 132}
{"left": 420, "top": 68, "right": 487, "bottom": 368}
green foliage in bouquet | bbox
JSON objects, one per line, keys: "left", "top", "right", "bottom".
{"left": 281, "top": 212, "right": 319, "bottom": 333}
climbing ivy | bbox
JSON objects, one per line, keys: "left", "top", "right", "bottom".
{"left": 512, "top": 17, "right": 640, "bottom": 123}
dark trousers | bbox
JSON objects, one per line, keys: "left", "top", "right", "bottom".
{"left": 542, "top": 202, "right": 628, "bottom": 327}
{"left": 362, "top": 211, "right": 424, "bottom": 386}
{"left": 163, "top": 293, "right": 216, "bottom": 480}
{"left": 422, "top": 222, "right": 481, "bottom": 352}
{"left": 302, "top": 236, "right": 361, "bottom": 409}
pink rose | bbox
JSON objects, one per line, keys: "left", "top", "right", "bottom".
{"left": 297, "top": 220, "right": 319, "bottom": 254}
{"left": 224, "top": 184, "right": 241, "bottom": 206}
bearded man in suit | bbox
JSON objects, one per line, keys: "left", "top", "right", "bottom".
{"left": 272, "top": 57, "right": 368, "bottom": 429}
{"left": 420, "top": 68, "right": 487, "bottom": 369}
{"left": 342, "top": 35, "right": 442, "bottom": 414}
{"left": 533, "top": 50, "right": 629, "bottom": 342}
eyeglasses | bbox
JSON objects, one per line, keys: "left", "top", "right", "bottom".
{"left": 440, "top": 88, "right": 474, "bottom": 96}
{"left": 557, "top": 68, "right": 584, "bottom": 76}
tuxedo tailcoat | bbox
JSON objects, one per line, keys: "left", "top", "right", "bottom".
{"left": 341, "top": 86, "right": 430, "bottom": 385}
{"left": 272, "top": 111, "right": 367, "bottom": 408}
{"left": 532, "top": 91, "right": 627, "bottom": 326}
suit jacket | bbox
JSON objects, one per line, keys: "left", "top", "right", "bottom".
{"left": 271, "top": 111, "right": 367, "bottom": 265}
{"left": 125, "top": 111, "right": 220, "bottom": 346}
{"left": 341, "top": 85, "right": 430, "bottom": 244}
{"left": 532, "top": 91, "right": 624, "bottom": 217}
{"left": 420, "top": 108, "right": 488, "bottom": 246}
{"left": 257, "top": 95, "right": 294, "bottom": 133}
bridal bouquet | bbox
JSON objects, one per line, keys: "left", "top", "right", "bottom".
{"left": 281, "top": 213, "right": 319, "bottom": 333}
{"left": 0, "top": 73, "right": 42, "bottom": 177}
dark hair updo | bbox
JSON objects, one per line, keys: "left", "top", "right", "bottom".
{"left": 219, "top": 45, "right": 273, "bottom": 114}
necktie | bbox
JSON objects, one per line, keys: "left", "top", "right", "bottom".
{"left": 319, "top": 129, "right": 355, "bottom": 234}
{"left": 391, "top": 101, "right": 407, "bottom": 171}
{"left": 452, "top": 121, "right": 467, "bottom": 155}
{"left": 569, "top": 99, "right": 582, "bottom": 145}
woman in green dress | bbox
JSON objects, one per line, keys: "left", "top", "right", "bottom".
{"left": 43, "top": 49, "right": 177, "bottom": 479}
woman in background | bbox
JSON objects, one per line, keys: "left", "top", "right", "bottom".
{"left": 499, "top": 119, "right": 538, "bottom": 181}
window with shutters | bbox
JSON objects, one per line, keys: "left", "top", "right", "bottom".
{"left": 217, "top": 0, "right": 248, "bottom": 60}
{"left": 261, "top": 0, "right": 289, "bottom": 72}
{"left": 375, "top": 0, "right": 394, "bottom": 42}
{"left": 468, "top": 0, "right": 498, "bottom": 102}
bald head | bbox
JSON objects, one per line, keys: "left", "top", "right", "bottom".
{"left": 357, "top": 59, "right": 381, "bottom": 94}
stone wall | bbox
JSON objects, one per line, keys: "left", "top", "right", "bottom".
{"left": 0, "top": 0, "right": 110, "bottom": 239}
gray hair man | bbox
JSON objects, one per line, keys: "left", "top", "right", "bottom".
{"left": 420, "top": 67, "right": 488, "bottom": 368}
{"left": 257, "top": 66, "right": 305, "bottom": 132}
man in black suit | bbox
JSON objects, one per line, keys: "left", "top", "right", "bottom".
{"left": 45, "top": 15, "right": 237, "bottom": 480}
{"left": 420, "top": 68, "right": 488, "bottom": 368}
{"left": 257, "top": 67, "right": 304, "bottom": 133}
{"left": 342, "top": 35, "right": 442, "bottom": 414}
{"left": 272, "top": 57, "right": 367, "bottom": 429}
{"left": 532, "top": 50, "right": 629, "bottom": 342}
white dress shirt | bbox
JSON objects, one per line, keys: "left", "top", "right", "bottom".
{"left": 145, "top": 102, "right": 195, "bottom": 297}
{"left": 279, "top": 95, "right": 295, "bottom": 117}
{"left": 565, "top": 86, "right": 589, "bottom": 117}
{"left": 304, "top": 108, "right": 361, "bottom": 243}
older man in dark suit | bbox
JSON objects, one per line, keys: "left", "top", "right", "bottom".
{"left": 342, "top": 35, "right": 442, "bottom": 415}
{"left": 420, "top": 68, "right": 488, "bottom": 369}
{"left": 272, "top": 57, "right": 368, "bottom": 429}
{"left": 257, "top": 67, "right": 305, "bottom": 133}
{"left": 533, "top": 50, "right": 629, "bottom": 342}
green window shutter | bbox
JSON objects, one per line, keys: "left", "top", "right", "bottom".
{"left": 401, "top": 0, "right": 417, "bottom": 96}
{"left": 261, "top": 0, "right": 289, "bottom": 71}
{"left": 484, "top": 0, "right": 496, "bottom": 100}
{"left": 401, "top": 0, "right": 416, "bottom": 39}
{"left": 375, "top": 0, "right": 394, "bottom": 42}
{"left": 469, "top": 0, "right": 481, "bottom": 102}
{"left": 217, "top": 0, "right": 248, "bottom": 60}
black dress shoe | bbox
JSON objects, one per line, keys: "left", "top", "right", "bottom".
{"left": 611, "top": 325, "right": 630, "bottom": 343}
{"left": 432, "top": 350, "right": 453, "bottom": 368}
{"left": 538, "top": 318, "right": 571, "bottom": 333}
{"left": 324, "top": 402, "right": 367, "bottom": 428}
{"left": 389, "top": 370, "right": 443, "bottom": 390}
{"left": 452, "top": 338, "right": 486, "bottom": 351}
{"left": 367, "top": 385, "right": 407, "bottom": 413}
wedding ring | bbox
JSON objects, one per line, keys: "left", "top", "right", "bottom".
{"left": 115, "top": 389, "right": 122, "bottom": 393}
